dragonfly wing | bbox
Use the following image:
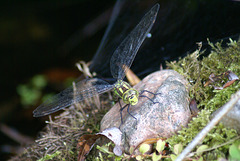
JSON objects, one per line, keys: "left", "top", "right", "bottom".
{"left": 110, "top": 4, "right": 159, "bottom": 80}
{"left": 33, "top": 78, "right": 114, "bottom": 117}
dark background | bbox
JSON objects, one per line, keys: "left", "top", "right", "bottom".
{"left": 0, "top": 0, "right": 240, "bottom": 160}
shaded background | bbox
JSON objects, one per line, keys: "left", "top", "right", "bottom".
{"left": 0, "top": 0, "right": 240, "bottom": 160}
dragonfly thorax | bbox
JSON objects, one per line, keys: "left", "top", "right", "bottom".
{"left": 113, "top": 80, "right": 139, "bottom": 105}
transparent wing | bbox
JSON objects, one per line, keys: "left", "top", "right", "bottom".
{"left": 33, "top": 78, "right": 114, "bottom": 117}
{"left": 110, "top": 4, "right": 159, "bottom": 80}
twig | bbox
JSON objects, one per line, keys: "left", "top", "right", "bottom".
{"left": 0, "top": 123, "right": 33, "bottom": 145}
{"left": 176, "top": 90, "right": 240, "bottom": 161}
{"left": 189, "top": 135, "right": 240, "bottom": 156}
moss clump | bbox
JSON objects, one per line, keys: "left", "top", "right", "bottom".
{"left": 166, "top": 38, "right": 240, "bottom": 160}
{"left": 167, "top": 109, "right": 238, "bottom": 158}
{"left": 167, "top": 39, "right": 240, "bottom": 110}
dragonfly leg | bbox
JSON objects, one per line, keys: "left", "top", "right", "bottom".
{"left": 139, "top": 90, "right": 161, "bottom": 104}
{"left": 119, "top": 102, "right": 137, "bottom": 128}
{"left": 126, "top": 104, "right": 137, "bottom": 121}
{"left": 140, "top": 90, "right": 161, "bottom": 96}
{"left": 127, "top": 105, "right": 138, "bottom": 129}
{"left": 118, "top": 100, "right": 128, "bottom": 127}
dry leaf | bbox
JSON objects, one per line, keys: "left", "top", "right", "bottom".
{"left": 124, "top": 66, "right": 141, "bottom": 86}
{"left": 204, "top": 71, "right": 239, "bottom": 89}
{"left": 77, "top": 134, "right": 100, "bottom": 161}
{"left": 189, "top": 99, "right": 199, "bottom": 117}
{"left": 77, "top": 127, "right": 122, "bottom": 161}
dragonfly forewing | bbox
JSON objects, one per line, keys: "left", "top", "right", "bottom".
{"left": 110, "top": 4, "right": 159, "bottom": 80}
{"left": 33, "top": 78, "right": 114, "bottom": 117}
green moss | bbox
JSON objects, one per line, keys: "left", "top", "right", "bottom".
{"left": 167, "top": 39, "right": 240, "bottom": 109}
{"left": 17, "top": 75, "right": 47, "bottom": 106}
{"left": 166, "top": 38, "right": 240, "bottom": 159}
{"left": 37, "top": 150, "right": 61, "bottom": 161}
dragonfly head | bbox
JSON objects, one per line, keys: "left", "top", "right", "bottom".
{"left": 123, "top": 88, "right": 139, "bottom": 105}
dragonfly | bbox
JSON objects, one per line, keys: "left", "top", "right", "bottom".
{"left": 33, "top": 4, "right": 160, "bottom": 121}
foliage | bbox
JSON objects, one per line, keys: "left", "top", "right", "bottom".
{"left": 17, "top": 75, "right": 47, "bottom": 107}
{"left": 166, "top": 38, "right": 240, "bottom": 160}
{"left": 229, "top": 140, "right": 240, "bottom": 161}
{"left": 167, "top": 38, "right": 240, "bottom": 110}
{"left": 167, "top": 109, "right": 238, "bottom": 159}
{"left": 169, "top": 144, "right": 183, "bottom": 161}
{"left": 37, "top": 151, "right": 61, "bottom": 161}
{"left": 95, "top": 142, "right": 123, "bottom": 161}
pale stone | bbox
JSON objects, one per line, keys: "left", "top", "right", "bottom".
{"left": 100, "top": 69, "right": 191, "bottom": 153}
{"left": 212, "top": 99, "right": 240, "bottom": 133}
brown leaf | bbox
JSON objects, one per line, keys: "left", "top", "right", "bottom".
{"left": 204, "top": 73, "right": 216, "bottom": 87}
{"left": 223, "top": 79, "right": 237, "bottom": 88}
{"left": 204, "top": 71, "right": 239, "bottom": 89}
{"left": 189, "top": 99, "right": 199, "bottom": 117}
{"left": 77, "top": 127, "right": 123, "bottom": 161}
{"left": 204, "top": 80, "right": 212, "bottom": 87}
{"left": 222, "top": 71, "right": 239, "bottom": 88}
{"left": 77, "top": 134, "right": 101, "bottom": 161}
{"left": 124, "top": 66, "right": 141, "bottom": 86}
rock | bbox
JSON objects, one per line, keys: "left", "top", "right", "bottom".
{"left": 212, "top": 99, "right": 240, "bottom": 133}
{"left": 100, "top": 69, "right": 191, "bottom": 153}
